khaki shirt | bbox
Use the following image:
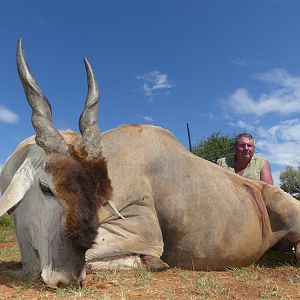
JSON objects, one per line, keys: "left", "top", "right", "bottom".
{"left": 216, "top": 155, "right": 267, "bottom": 181}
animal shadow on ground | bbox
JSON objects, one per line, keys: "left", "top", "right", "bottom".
{"left": 0, "top": 261, "right": 42, "bottom": 286}
{"left": 256, "top": 249, "right": 297, "bottom": 268}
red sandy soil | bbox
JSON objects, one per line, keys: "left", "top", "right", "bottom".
{"left": 0, "top": 240, "right": 300, "bottom": 299}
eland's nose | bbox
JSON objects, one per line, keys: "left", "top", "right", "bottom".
{"left": 41, "top": 267, "right": 86, "bottom": 287}
{"left": 55, "top": 277, "right": 85, "bottom": 288}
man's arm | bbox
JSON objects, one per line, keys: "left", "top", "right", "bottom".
{"left": 260, "top": 161, "right": 273, "bottom": 185}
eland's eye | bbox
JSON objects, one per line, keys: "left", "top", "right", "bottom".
{"left": 39, "top": 180, "right": 53, "bottom": 195}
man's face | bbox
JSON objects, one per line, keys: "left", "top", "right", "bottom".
{"left": 234, "top": 137, "right": 255, "bottom": 160}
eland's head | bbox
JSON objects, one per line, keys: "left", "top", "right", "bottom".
{"left": 0, "top": 39, "right": 112, "bottom": 287}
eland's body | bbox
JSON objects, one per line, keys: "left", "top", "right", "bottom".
{"left": 1, "top": 40, "right": 300, "bottom": 287}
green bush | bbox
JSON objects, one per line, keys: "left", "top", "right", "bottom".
{"left": 0, "top": 214, "right": 14, "bottom": 228}
{"left": 280, "top": 165, "right": 300, "bottom": 200}
{"left": 0, "top": 214, "right": 15, "bottom": 242}
{"left": 192, "top": 132, "right": 235, "bottom": 163}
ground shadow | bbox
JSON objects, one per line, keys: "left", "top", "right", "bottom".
{"left": 0, "top": 261, "right": 44, "bottom": 289}
{"left": 256, "top": 249, "right": 297, "bottom": 268}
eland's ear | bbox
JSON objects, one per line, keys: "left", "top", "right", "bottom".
{"left": 0, "top": 158, "right": 34, "bottom": 216}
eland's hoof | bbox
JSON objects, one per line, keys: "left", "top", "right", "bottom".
{"left": 140, "top": 255, "right": 169, "bottom": 272}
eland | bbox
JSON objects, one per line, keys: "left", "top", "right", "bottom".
{"left": 1, "top": 39, "right": 300, "bottom": 287}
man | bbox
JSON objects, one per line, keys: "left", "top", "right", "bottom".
{"left": 218, "top": 133, "right": 294, "bottom": 251}
{"left": 217, "top": 133, "right": 273, "bottom": 184}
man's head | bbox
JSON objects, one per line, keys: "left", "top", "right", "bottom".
{"left": 234, "top": 133, "right": 255, "bottom": 160}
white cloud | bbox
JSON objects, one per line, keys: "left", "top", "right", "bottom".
{"left": 0, "top": 106, "right": 19, "bottom": 123}
{"left": 231, "top": 58, "right": 261, "bottom": 66}
{"left": 198, "top": 112, "right": 216, "bottom": 120}
{"left": 136, "top": 71, "right": 174, "bottom": 98}
{"left": 229, "top": 119, "right": 262, "bottom": 134}
{"left": 143, "top": 116, "right": 154, "bottom": 122}
{"left": 264, "top": 119, "right": 300, "bottom": 141}
{"left": 225, "top": 69, "right": 300, "bottom": 116}
{"left": 258, "top": 141, "right": 300, "bottom": 167}
{"left": 257, "top": 120, "right": 300, "bottom": 167}
{"left": 208, "top": 112, "right": 214, "bottom": 120}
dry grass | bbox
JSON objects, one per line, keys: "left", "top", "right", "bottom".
{"left": 0, "top": 215, "right": 300, "bottom": 299}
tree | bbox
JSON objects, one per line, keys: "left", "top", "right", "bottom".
{"left": 192, "top": 132, "right": 235, "bottom": 163}
{"left": 279, "top": 165, "right": 300, "bottom": 200}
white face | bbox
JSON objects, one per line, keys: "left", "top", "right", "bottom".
{"left": 12, "top": 169, "right": 86, "bottom": 287}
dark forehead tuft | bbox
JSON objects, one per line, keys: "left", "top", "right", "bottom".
{"left": 45, "top": 152, "right": 112, "bottom": 249}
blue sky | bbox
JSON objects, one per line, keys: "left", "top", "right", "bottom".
{"left": 1, "top": 0, "right": 300, "bottom": 185}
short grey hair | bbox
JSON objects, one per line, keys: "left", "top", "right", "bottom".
{"left": 235, "top": 133, "right": 256, "bottom": 146}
